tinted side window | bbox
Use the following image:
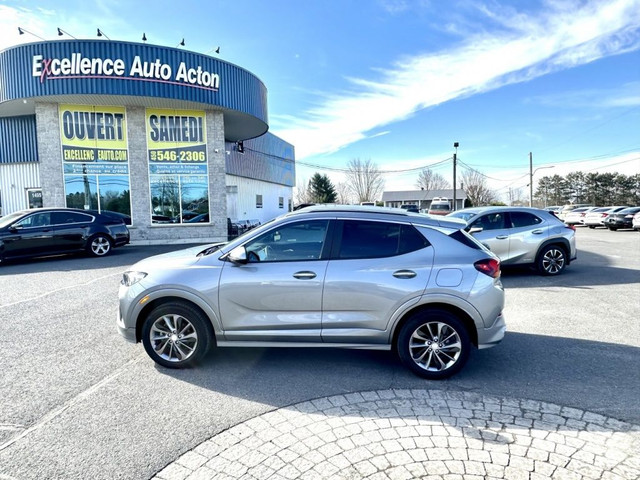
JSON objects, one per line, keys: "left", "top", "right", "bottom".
{"left": 52, "top": 212, "right": 93, "bottom": 225}
{"left": 16, "top": 212, "right": 51, "bottom": 228}
{"left": 245, "top": 220, "right": 328, "bottom": 262}
{"left": 470, "top": 213, "right": 505, "bottom": 231}
{"left": 509, "top": 212, "right": 542, "bottom": 228}
{"left": 338, "top": 221, "right": 429, "bottom": 259}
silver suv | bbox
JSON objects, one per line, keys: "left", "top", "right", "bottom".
{"left": 448, "top": 206, "right": 577, "bottom": 275}
{"left": 117, "top": 206, "right": 506, "bottom": 379}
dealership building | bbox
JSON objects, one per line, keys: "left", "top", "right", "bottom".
{"left": 0, "top": 39, "right": 295, "bottom": 243}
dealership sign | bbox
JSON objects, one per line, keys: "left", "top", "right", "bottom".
{"left": 32, "top": 53, "right": 220, "bottom": 90}
{"left": 59, "top": 104, "right": 130, "bottom": 175}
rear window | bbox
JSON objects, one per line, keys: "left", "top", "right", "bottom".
{"left": 52, "top": 211, "right": 94, "bottom": 225}
{"left": 449, "top": 229, "right": 485, "bottom": 251}
{"left": 337, "top": 220, "right": 430, "bottom": 259}
{"left": 509, "top": 212, "right": 543, "bottom": 228}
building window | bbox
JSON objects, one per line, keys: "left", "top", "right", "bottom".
{"left": 60, "top": 105, "right": 131, "bottom": 220}
{"left": 146, "top": 108, "right": 209, "bottom": 224}
{"left": 149, "top": 175, "right": 209, "bottom": 224}
{"left": 256, "top": 194, "right": 263, "bottom": 208}
{"left": 279, "top": 196, "right": 284, "bottom": 208}
{"left": 26, "top": 188, "right": 43, "bottom": 208}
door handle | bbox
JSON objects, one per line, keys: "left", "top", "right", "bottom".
{"left": 496, "top": 235, "right": 509, "bottom": 239}
{"left": 532, "top": 229, "right": 543, "bottom": 234}
{"left": 293, "top": 271, "right": 316, "bottom": 280}
{"left": 393, "top": 270, "right": 417, "bottom": 279}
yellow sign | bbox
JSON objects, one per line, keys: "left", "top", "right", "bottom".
{"left": 146, "top": 108, "right": 207, "bottom": 173}
{"left": 59, "top": 105, "right": 128, "bottom": 173}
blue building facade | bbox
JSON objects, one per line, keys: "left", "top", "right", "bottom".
{"left": 0, "top": 40, "right": 295, "bottom": 243}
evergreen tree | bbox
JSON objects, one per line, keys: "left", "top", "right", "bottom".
{"left": 308, "top": 173, "right": 338, "bottom": 204}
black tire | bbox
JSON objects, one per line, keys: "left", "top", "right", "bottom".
{"left": 536, "top": 244, "right": 567, "bottom": 276}
{"left": 609, "top": 227, "right": 617, "bottom": 231}
{"left": 588, "top": 226, "right": 595, "bottom": 229}
{"left": 87, "top": 234, "right": 113, "bottom": 257}
{"left": 396, "top": 309, "right": 471, "bottom": 380}
{"left": 141, "top": 302, "right": 213, "bottom": 368}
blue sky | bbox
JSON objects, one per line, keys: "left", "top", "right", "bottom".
{"left": 2, "top": 0, "right": 639, "bottom": 200}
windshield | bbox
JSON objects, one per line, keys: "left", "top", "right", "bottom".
{"left": 430, "top": 204, "right": 450, "bottom": 211}
{"left": 0, "top": 211, "right": 25, "bottom": 229}
{"left": 447, "top": 211, "right": 477, "bottom": 222}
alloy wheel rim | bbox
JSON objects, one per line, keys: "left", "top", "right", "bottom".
{"left": 92, "top": 237, "right": 110, "bottom": 255}
{"left": 150, "top": 314, "right": 198, "bottom": 362}
{"left": 409, "top": 322, "right": 462, "bottom": 372}
{"left": 542, "top": 249, "right": 565, "bottom": 274}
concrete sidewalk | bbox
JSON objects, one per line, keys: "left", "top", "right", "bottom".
{"left": 154, "top": 389, "right": 640, "bottom": 480}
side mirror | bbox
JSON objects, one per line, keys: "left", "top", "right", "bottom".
{"left": 227, "top": 245, "right": 248, "bottom": 264}
{"left": 468, "top": 226, "right": 483, "bottom": 234}
{"left": 8, "top": 224, "right": 21, "bottom": 232}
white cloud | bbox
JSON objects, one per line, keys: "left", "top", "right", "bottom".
{"left": 276, "top": 0, "right": 640, "bottom": 159}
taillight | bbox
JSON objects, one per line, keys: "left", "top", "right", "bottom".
{"left": 474, "top": 258, "right": 501, "bottom": 278}
{"left": 566, "top": 224, "right": 576, "bottom": 231}
{"left": 601, "top": 213, "right": 609, "bottom": 218}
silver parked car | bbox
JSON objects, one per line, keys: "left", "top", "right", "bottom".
{"left": 448, "top": 206, "right": 577, "bottom": 276}
{"left": 117, "top": 206, "right": 506, "bottom": 379}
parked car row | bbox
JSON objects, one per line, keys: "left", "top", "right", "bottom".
{"left": 559, "top": 205, "right": 640, "bottom": 231}
{"left": 603, "top": 207, "right": 640, "bottom": 231}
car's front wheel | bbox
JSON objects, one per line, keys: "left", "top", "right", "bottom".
{"left": 142, "top": 302, "right": 213, "bottom": 368}
{"left": 537, "top": 245, "right": 567, "bottom": 276}
{"left": 87, "top": 234, "right": 112, "bottom": 257}
{"left": 397, "top": 310, "right": 470, "bottom": 380}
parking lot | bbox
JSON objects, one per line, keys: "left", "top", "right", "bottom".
{"left": 0, "top": 227, "right": 638, "bottom": 479}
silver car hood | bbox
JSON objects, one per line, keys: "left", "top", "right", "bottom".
{"left": 130, "top": 243, "right": 224, "bottom": 271}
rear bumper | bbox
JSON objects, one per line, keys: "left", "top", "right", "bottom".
{"left": 477, "top": 312, "right": 506, "bottom": 349}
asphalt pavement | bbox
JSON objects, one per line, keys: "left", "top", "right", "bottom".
{"left": 0, "top": 228, "right": 638, "bottom": 479}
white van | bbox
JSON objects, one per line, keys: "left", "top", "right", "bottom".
{"left": 428, "top": 197, "right": 451, "bottom": 215}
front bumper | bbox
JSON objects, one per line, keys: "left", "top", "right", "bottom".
{"left": 116, "top": 308, "right": 137, "bottom": 342}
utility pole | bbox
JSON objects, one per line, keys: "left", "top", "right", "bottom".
{"left": 453, "top": 142, "right": 459, "bottom": 211}
{"left": 529, "top": 152, "right": 533, "bottom": 207}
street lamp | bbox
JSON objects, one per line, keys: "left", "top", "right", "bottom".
{"left": 529, "top": 152, "right": 554, "bottom": 207}
{"left": 453, "top": 142, "right": 459, "bottom": 211}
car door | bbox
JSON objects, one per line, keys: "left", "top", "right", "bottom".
{"left": 217, "top": 219, "right": 331, "bottom": 342}
{"left": 1, "top": 212, "right": 56, "bottom": 258}
{"left": 321, "top": 219, "right": 434, "bottom": 344}
{"left": 468, "top": 212, "right": 511, "bottom": 262}
{"left": 506, "top": 211, "right": 548, "bottom": 264}
{"left": 52, "top": 211, "right": 94, "bottom": 252}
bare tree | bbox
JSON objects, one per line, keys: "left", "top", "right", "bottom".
{"left": 345, "top": 158, "right": 385, "bottom": 203}
{"left": 507, "top": 187, "right": 526, "bottom": 206}
{"left": 416, "top": 168, "right": 450, "bottom": 194}
{"left": 461, "top": 169, "right": 497, "bottom": 206}
{"left": 294, "top": 178, "right": 311, "bottom": 205}
{"left": 335, "top": 181, "right": 353, "bottom": 205}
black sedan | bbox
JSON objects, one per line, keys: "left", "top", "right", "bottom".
{"left": 604, "top": 207, "right": 640, "bottom": 231}
{"left": 0, "top": 208, "right": 130, "bottom": 263}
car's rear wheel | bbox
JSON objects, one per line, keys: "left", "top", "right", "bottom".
{"left": 397, "top": 310, "right": 470, "bottom": 380}
{"left": 142, "top": 302, "right": 212, "bottom": 368}
{"left": 87, "top": 234, "right": 112, "bottom": 257}
{"left": 537, "top": 245, "right": 567, "bottom": 276}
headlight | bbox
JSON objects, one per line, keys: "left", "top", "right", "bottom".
{"left": 121, "top": 271, "right": 147, "bottom": 287}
